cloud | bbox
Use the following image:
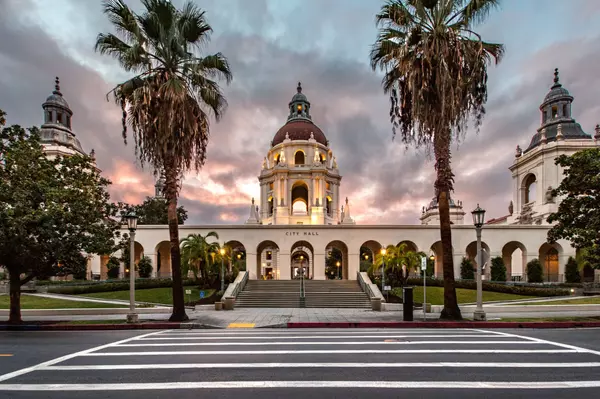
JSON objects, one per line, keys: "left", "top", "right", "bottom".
{"left": 1, "top": 0, "right": 600, "bottom": 226}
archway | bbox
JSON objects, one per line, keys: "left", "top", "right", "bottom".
{"left": 430, "top": 241, "right": 454, "bottom": 278}
{"left": 225, "top": 240, "right": 246, "bottom": 274}
{"left": 155, "top": 241, "right": 171, "bottom": 278}
{"left": 256, "top": 240, "right": 279, "bottom": 280}
{"left": 325, "top": 240, "right": 349, "bottom": 279}
{"left": 466, "top": 241, "right": 491, "bottom": 279}
{"left": 501, "top": 241, "right": 527, "bottom": 281}
{"left": 359, "top": 240, "right": 382, "bottom": 273}
{"left": 291, "top": 241, "right": 314, "bottom": 279}
{"left": 294, "top": 150, "right": 305, "bottom": 165}
{"left": 522, "top": 173, "right": 537, "bottom": 204}
{"left": 539, "top": 243, "right": 562, "bottom": 282}
{"left": 398, "top": 240, "right": 419, "bottom": 252}
{"left": 291, "top": 181, "right": 309, "bottom": 215}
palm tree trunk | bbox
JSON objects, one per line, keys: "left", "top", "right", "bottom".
{"left": 8, "top": 268, "right": 22, "bottom": 324}
{"left": 164, "top": 168, "right": 189, "bottom": 322}
{"left": 434, "top": 131, "right": 462, "bottom": 320}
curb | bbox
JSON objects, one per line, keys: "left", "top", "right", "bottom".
{"left": 0, "top": 322, "right": 223, "bottom": 331}
{"left": 287, "top": 321, "right": 600, "bottom": 329}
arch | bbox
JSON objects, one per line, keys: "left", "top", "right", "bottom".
{"left": 430, "top": 241, "right": 454, "bottom": 278}
{"left": 501, "top": 241, "right": 527, "bottom": 282}
{"left": 466, "top": 241, "right": 491, "bottom": 278}
{"left": 155, "top": 241, "right": 171, "bottom": 278}
{"left": 294, "top": 150, "right": 305, "bottom": 165}
{"left": 225, "top": 240, "right": 246, "bottom": 273}
{"left": 256, "top": 240, "right": 280, "bottom": 280}
{"left": 325, "top": 240, "right": 349, "bottom": 279}
{"left": 522, "top": 173, "right": 537, "bottom": 204}
{"left": 291, "top": 181, "right": 309, "bottom": 215}
{"left": 359, "top": 240, "right": 382, "bottom": 273}
{"left": 291, "top": 241, "right": 314, "bottom": 279}
{"left": 398, "top": 240, "right": 419, "bottom": 252}
{"left": 274, "top": 153, "right": 281, "bottom": 164}
{"left": 539, "top": 242, "right": 562, "bottom": 282}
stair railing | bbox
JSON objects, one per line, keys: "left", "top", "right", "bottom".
{"left": 358, "top": 272, "right": 385, "bottom": 302}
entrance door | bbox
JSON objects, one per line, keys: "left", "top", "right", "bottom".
{"left": 265, "top": 267, "right": 273, "bottom": 280}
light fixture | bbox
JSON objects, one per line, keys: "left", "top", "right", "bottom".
{"left": 237, "top": 254, "right": 241, "bottom": 259}
{"left": 471, "top": 204, "right": 486, "bottom": 228}
{"left": 364, "top": 254, "right": 368, "bottom": 260}
{"left": 219, "top": 248, "right": 225, "bottom": 256}
{"left": 125, "top": 268, "right": 129, "bottom": 273}
{"left": 299, "top": 255, "right": 304, "bottom": 260}
{"left": 125, "top": 210, "right": 138, "bottom": 232}
{"left": 380, "top": 248, "right": 387, "bottom": 256}
{"left": 429, "top": 254, "right": 435, "bottom": 261}
{"left": 336, "top": 261, "right": 340, "bottom": 267}
{"left": 297, "top": 104, "right": 302, "bottom": 111}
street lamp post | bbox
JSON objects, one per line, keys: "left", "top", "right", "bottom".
{"left": 471, "top": 204, "right": 487, "bottom": 321}
{"left": 219, "top": 248, "right": 226, "bottom": 292}
{"left": 125, "top": 211, "right": 138, "bottom": 323}
{"left": 336, "top": 261, "right": 341, "bottom": 279}
{"left": 380, "top": 248, "right": 387, "bottom": 294}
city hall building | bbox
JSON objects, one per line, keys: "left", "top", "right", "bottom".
{"left": 39, "top": 71, "right": 600, "bottom": 283}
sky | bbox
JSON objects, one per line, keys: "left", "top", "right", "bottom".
{"left": 1, "top": 0, "right": 600, "bottom": 225}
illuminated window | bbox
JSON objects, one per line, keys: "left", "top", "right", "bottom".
{"left": 266, "top": 251, "right": 272, "bottom": 260}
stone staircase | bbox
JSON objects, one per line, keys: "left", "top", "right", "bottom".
{"left": 235, "top": 280, "right": 371, "bottom": 309}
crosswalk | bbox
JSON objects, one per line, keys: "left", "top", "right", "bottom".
{"left": 1, "top": 328, "right": 600, "bottom": 394}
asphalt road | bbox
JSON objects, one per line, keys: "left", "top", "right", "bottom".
{"left": 0, "top": 327, "right": 599, "bottom": 398}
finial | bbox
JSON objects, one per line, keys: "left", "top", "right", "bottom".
{"left": 297, "top": 82, "right": 302, "bottom": 93}
{"left": 53, "top": 76, "right": 62, "bottom": 95}
{"left": 90, "top": 148, "right": 95, "bottom": 160}
{"left": 251, "top": 197, "right": 255, "bottom": 205}
{"left": 553, "top": 68, "right": 559, "bottom": 84}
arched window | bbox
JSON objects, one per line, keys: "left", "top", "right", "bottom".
{"left": 524, "top": 174, "right": 536, "bottom": 204}
{"left": 291, "top": 182, "right": 309, "bottom": 215}
{"left": 294, "top": 151, "right": 305, "bottom": 165}
{"left": 274, "top": 154, "right": 280, "bottom": 164}
{"left": 562, "top": 104, "right": 568, "bottom": 118}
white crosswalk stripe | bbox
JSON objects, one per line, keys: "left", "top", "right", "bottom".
{"left": 1, "top": 328, "right": 600, "bottom": 393}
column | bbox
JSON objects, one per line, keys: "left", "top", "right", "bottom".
{"left": 313, "top": 252, "right": 326, "bottom": 280}
{"left": 246, "top": 252, "right": 258, "bottom": 280}
{"left": 279, "top": 252, "right": 291, "bottom": 280}
{"left": 347, "top": 252, "right": 359, "bottom": 280}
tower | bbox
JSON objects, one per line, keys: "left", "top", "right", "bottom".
{"left": 39, "top": 77, "right": 89, "bottom": 160}
{"left": 508, "top": 69, "right": 597, "bottom": 225}
{"left": 254, "top": 82, "right": 345, "bottom": 225}
{"left": 420, "top": 195, "right": 465, "bottom": 225}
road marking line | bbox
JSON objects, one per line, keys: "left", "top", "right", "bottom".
{"left": 138, "top": 334, "right": 501, "bottom": 340}
{"left": 116, "top": 340, "right": 536, "bottom": 347}
{"left": 0, "top": 330, "right": 165, "bottom": 383}
{"left": 84, "top": 349, "right": 576, "bottom": 356}
{"left": 478, "top": 329, "right": 600, "bottom": 356}
{"left": 154, "top": 329, "right": 481, "bottom": 336}
{"left": 42, "top": 362, "right": 600, "bottom": 371}
{"left": 227, "top": 323, "right": 255, "bottom": 328}
{"left": 1, "top": 380, "right": 600, "bottom": 390}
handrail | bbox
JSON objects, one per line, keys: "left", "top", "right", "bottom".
{"left": 358, "top": 272, "right": 385, "bottom": 303}
{"left": 223, "top": 271, "right": 249, "bottom": 299}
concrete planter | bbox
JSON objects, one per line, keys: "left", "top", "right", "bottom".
{"left": 214, "top": 301, "right": 223, "bottom": 311}
{"left": 223, "top": 297, "right": 235, "bottom": 310}
{"left": 371, "top": 298, "right": 382, "bottom": 311}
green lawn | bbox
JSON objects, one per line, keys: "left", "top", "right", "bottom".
{"left": 390, "top": 286, "right": 537, "bottom": 305}
{"left": 512, "top": 296, "right": 600, "bottom": 305}
{"left": 78, "top": 287, "right": 214, "bottom": 305}
{"left": 0, "top": 294, "right": 127, "bottom": 309}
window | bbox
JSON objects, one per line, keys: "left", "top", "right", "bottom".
{"left": 294, "top": 151, "right": 305, "bottom": 165}
{"left": 551, "top": 106, "right": 558, "bottom": 118}
{"left": 562, "top": 104, "right": 568, "bottom": 118}
{"left": 56, "top": 112, "right": 63, "bottom": 125}
{"left": 326, "top": 182, "right": 331, "bottom": 190}
{"left": 269, "top": 182, "right": 273, "bottom": 190}
{"left": 66, "top": 115, "right": 71, "bottom": 128}
{"left": 542, "top": 110, "right": 548, "bottom": 123}
{"left": 266, "top": 251, "right": 272, "bottom": 260}
{"left": 46, "top": 111, "right": 52, "bottom": 123}
{"left": 524, "top": 174, "right": 536, "bottom": 204}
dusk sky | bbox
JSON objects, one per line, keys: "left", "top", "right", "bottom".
{"left": 1, "top": 0, "right": 600, "bottom": 225}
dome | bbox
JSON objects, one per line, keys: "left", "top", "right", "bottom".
{"left": 291, "top": 91, "right": 308, "bottom": 103}
{"left": 272, "top": 120, "right": 327, "bottom": 147}
{"left": 541, "top": 68, "right": 573, "bottom": 106}
{"left": 43, "top": 93, "right": 70, "bottom": 109}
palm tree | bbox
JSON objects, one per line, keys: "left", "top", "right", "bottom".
{"left": 370, "top": 0, "right": 503, "bottom": 319}
{"left": 180, "top": 232, "right": 220, "bottom": 284}
{"left": 96, "top": 0, "right": 232, "bottom": 321}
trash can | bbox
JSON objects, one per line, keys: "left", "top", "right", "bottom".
{"left": 403, "top": 286, "right": 414, "bottom": 321}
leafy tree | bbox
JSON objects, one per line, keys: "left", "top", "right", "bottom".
{"left": 96, "top": 0, "right": 232, "bottom": 321}
{"left": 0, "top": 111, "right": 121, "bottom": 323}
{"left": 490, "top": 256, "right": 506, "bottom": 282}
{"left": 137, "top": 256, "right": 153, "bottom": 278}
{"left": 526, "top": 259, "right": 543, "bottom": 283}
{"left": 106, "top": 256, "right": 121, "bottom": 279}
{"left": 180, "top": 232, "right": 220, "bottom": 284}
{"left": 370, "top": 244, "right": 426, "bottom": 286}
{"left": 460, "top": 257, "right": 475, "bottom": 280}
{"left": 326, "top": 248, "right": 343, "bottom": 279}
{"left": 118, "top": 197, "right": 188, "bottom": 225}
{"left": 548, "top": 148, "right": 600, "bottom": 267}
{"left": 564, "top": 256, "right": 581, "bottom": 283}
{"left": 370, "top": 0, "right": 503, "bottom": 320}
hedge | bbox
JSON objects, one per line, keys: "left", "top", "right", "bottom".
{"left": 47, "top": 278, "right": 196, "bottom": 295}
{"left": 403, "top": 278, "right": 570, "bottom": 297}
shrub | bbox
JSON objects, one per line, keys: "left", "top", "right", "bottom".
{"left": 490, "top": 257, "right": 507, "bottom": 282}
{"left": 564, "top": 256, "right": 581, "bottom": 283}
{"left": 106, "top": 256, "right": 121, "bottom": 279}
{"left": 137, "top": 256, "right": 153, "bottom": 278}
{"left": 460, "top": 257, "right": 475, "bottom": 280}
{"left": 526, "top": 259, "right": 543, "bottom": 283}
{"left": 48, "top": 278, "right": 196, "bottom": 295}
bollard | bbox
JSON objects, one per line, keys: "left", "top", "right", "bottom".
{"left": 403, "top": 286, "right": 414, "bottom": 321}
